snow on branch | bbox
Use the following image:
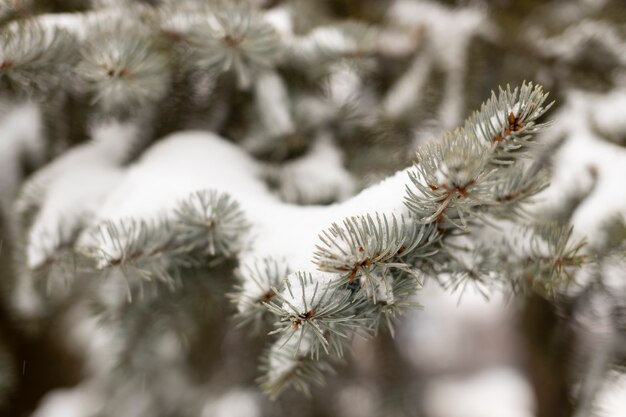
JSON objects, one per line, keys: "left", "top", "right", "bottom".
{"left": 19, "top": 81, "right": 591, "bottom": 398}
{"left": 81, "top": 189, "right": 249, "bottom": 299}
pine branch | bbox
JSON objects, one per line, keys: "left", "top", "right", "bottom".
{"left": 313, "top": 213, "right": 436, "bottom": 288}
{"left": 187, "top": 3, "right": 283, "bottom": 88}
{"left": 0, "top": 20, "right": 77, "bottom": 95}
{"left": 230, "top": 256, "right": 290, "bottom": 331}
{"left": 173, "top": 190, "right": 250, "bottom": 258}
{"left": 259, "top": 83, "right": 559, "bottom": 397}
{"left": 264, "top": 272, "right": 363, "bottom": 359}
{"left": 289, "top": 21, "right": 378, "bottom": 72}
{"left": 506, "top": 222, "right": 590, "bottom": 298}
{"left": 405, "top": 82, "right": 553, "bottom": 229}
{"left": 258, "top": 332, "right": 337, "bottom": 399}
{"left": 80, "top": 189, "right": 249, "bottom": 299}
{"left": 77, "top": 23, "right": 170, "bottom": 114}
{"left": 0, "top": 0, "right": 30, "bottom": 26}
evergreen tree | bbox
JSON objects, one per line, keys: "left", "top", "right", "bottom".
{"left": 0, "top": 1, "right": 625, "bottom": 417}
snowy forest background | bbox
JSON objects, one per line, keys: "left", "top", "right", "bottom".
{"left": 0, "top": 0, "right": 625, "bottom": 417}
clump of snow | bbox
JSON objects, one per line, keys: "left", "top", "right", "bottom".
{"left": 533, "top": 90, "right": 626, "bottom": 249}
{"left": 594, "top": 371, "right": 626, "bottom": 417}
{"left": 263, "top": 5, "right": 292, "bottom": 37}
{"left": 294, "top": 26, "right": 356, "bottom": 61}
{"left": 589, "top": 89, "right": 626, "bottom": 144}
{"left": 155, "top": 1, "right": 208, "bottom": 37}
{"left": 267, "top": 330, "right": 315, "bottom": 381}
{"left": 0, "top": 101, "right": 47, "bottom": 317}
{"left": 75, "top": 130, "right": 267, "bottom": 253}
{"left": 36, "top": 8, "right": 136, "bottom": 41}
{"left": 275, "top": 133, "right": 357, "bottom": 204}
{"left": 386, "top": 1, "right": 490, "bottom": 127}
{"left": 279, "top": 271, "right": 338, "bottom": 316}
{"left": 326, "top": 64, "right": 362, "bottom": 108}
{"left": 254, "top": 70, "right": 294, "bottom": 138}
{"left": 533, "top": 19, "right": 626, "bottom": 66}
{"left": 23, "top": 121, "right": 137, "bottom": 269}
{"left": 25, "top": 165, "right": 124, "bottom": 268}
{"left": 376, "top": 27, "right": 420, "bottom": 58}
{"left": 236, "top": 256, "right": 289, "bottom": 314}
{"left": 30, "top": 384, "right": 103, "bottom": 417}
{"left": 360, "top": 270, "right": 395, "bottom": 304}
{"left": 77, "top": 128, "right": 411, "bottom": 272}
{"left": 383, "top": 53, "right": 433, "bottom": 120}
{"left": 0, "top": 101, "right": 45, "bottom": 219}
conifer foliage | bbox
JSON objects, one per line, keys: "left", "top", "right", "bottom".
{"left": 0, "top": 1, "right": 625, "bottom": 417}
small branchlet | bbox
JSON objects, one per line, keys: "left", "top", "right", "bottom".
{"left": 290, "top": 21, "right": 378, "bottom": 73}
{"left": 405, "top": 132, "right": 496, "bottom": 228}
{"left": 464, "top": 82, "right": 554, "bottom": 162}
{"left": 77, "top": 24, "right": 170, "bottom": 113}
{"left": 258, "top": 333, "right": 337, "bottom": 399}
{"left": 95, "top": 221, "right": 168, "bottom": 270}
{"left": 188, "top": 3, "right": 283, "bottom": 88}
{"left": 313, "top": 213, "right": 436, "bottom": 285}
{"left": 173, "top": 189, "right": 250, "bottom": 259}
{"left": 507, "top": 222, "right": 589, "bottom": 298}
{"left": 257, "top": 83, "right": 560, "bottom": 398}
{"left": 87, "top": 218, "right": 179, "bottom": 297}
{"left": 260, "top": 215, "right": 436, "bottom": 396}
{"left": 488, "top": 166, "right": 550, "bottom": 219}
{"left": 81, "top": 189, "right": 248, "bottom": 298}
{"left": 436, "top": 243, "right": 501, "bottom": 301}
{"left": 404, "top": 82, "right": 553, "bottom": 230}
{"left": 0, "top": 20, "right": 77, "bottom": 95}
{"left": 359, "top": 269, "right": 422, "bottom": 337}
{"left": 230, "top": 256, "right": 290, "bottom": 330}
{"left": 265, "top": 272, "right": 361, "bottom": 359}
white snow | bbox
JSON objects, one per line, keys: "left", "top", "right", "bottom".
{"left": 326, "top": 64, "right": 362, "bottom": 108}
{"left": 0, "top": 101, "right": 46, "bottom": 317}
{"left": 594, "top": 371, "right": 626, "bottom": 417}
{"left": 293, "top": 26, "right": 356, "bottom": 62}
{"left": 76, "top": 128, "right": 411, "bottom": 272}
{"left": 35, "top": 9, "right": 135, "bottom": 41}
{"left": 589, "top": 89, "right": 626, "bottom": 144}
{"left": 267, "top": 330, "right": 315, "bottom": 380}
{"left": 534, "top": 19, "right": 626, "bottom": 66}
{"left": 236, "top": 256, "right": 289, "bottom": 314}
{"left": 62, "top": 302, "right": 123, "bottom": 376}
{"left": 386, "top": 1, "right": 490, "bottom": 127}
{"left": 201, "top": 389, "right": 262, "bottom": 417}
{"left": 254, "top": 70, "right": 294, "bottom": 138}
{"left": 30, "top": 384, "right": 103, "bottom": 417}
{"left": 276, "top": 133, "right": 356, "bottom": 204}
{"left": 263, "top": 5, "right": 293, "bottom": 37}
{"left": 23, "top": 121, "right": 138, "bottom": 269}
{"left": 423, "top": 367, "right": 534, "bottom": 417}
{"left": 532, "top": 90, "right": 626, "bottom": 249}
{"left": 280, "top": 271, "right": 338, "bottom": 315}
{"left": 0, "top": 101, "right": 45, "bottom": 218}
{"left": 383, "top": 53, "right": 433, "bottom": 119}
